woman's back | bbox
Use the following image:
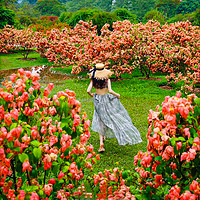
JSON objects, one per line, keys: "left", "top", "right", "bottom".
{"left": 92, "top": 78, "right": 108, "bottom": 95}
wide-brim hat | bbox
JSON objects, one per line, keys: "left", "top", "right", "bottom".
{"left": 88, "top": 63, "right": 113, "bottom": 80}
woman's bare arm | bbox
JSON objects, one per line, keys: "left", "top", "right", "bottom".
{"left": 108, "top": 79, "right": 120, "bottom": 98}
{"left": 87, "top": 80, "right": 94, "bottom": 97}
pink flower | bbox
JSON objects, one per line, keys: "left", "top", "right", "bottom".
{"left": 10, "top": 73, "right": 18, "bottom": 83}
{"left": 22, "top": 92, "right": 29, "bottom": 102}
{"left": 18, "top": 190, "right": 26, "bottom": 200}
{"left": 180, "top": 190, "right": 197, "bottom": 200}
{"left": 44, "top": 184, "right": 53, "bottom": 196}
{"left": 44, "top": 87, "right": 50, "bottom": 97}
{"left": 28, "top": 87, "right": 34, "bottom": 95}
{"left": 176, "top": 142, "right": 182, "bottom": 151}
{"left": 176, "top": 91, "right": 182, "bottom": 98}
{"left": 184, "top": 128, "right": 190, "bottom": 138}
{"left": 48, "top": 83, "right": 54, "bottom": 91}
{"left": 73, "top": 114, "right": 80, "bottom": 127}
{"left": 10, "top": 108, "right": 19, "bottom": 121}
{"left": 86, "top": 153, "right": 93, "bottom": 160}
{"left": 105, "top": 169, "right": 110, "bottom": 177}
{"left": 18, "top": 68, "right": 25, "bottom": 76}
{"left": 30, "top": 192, "right": 39, "bottom": 200}
{"left": 4, "top": 113, "right": 12, "bottom": 126}
{"left": 58, "top": 171, "right": 65, "bottom": 180}
{"left": 49, "top": 135, "right": 58, "bottom": 146}
{"left": 84, "top": 119, "right": 91, "bottom": 129}
{"left": 22, "top": 160, "right": 32, "bottom": 172}
{"left": 10, "top": 126, "right": 22, "bottom": 138}
{"left": 48, "top": 178, "right": 56, "bottom": 185}
{"left": 86, "top": 144, "right": 94, "bottom": 152}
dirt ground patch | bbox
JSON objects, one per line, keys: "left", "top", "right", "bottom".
{"left": 140, "top": 77, "right": 162, "bottom": 81}
{"left": 159, "top": 85, "right": 173, "bottom": 90}
{"left": 18, "top": 58, "right": 37, "bottom": 61}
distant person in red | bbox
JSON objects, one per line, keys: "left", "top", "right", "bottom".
{"left": 87, "top": 63, "right": 142, "bottom": 152}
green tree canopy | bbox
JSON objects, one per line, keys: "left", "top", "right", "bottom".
{"left": 0, "top": 7, "right": 16, "bottom": 28}
{"left": 113, "top": 8, "right": 138, "bottom": 23}
{"left": 143, "top": 9, "right": 166, "bottom": 24}
{"left": 36, "top": 0, "right": 65, "bottom": 16}
{"left": 156, "top": 0, "right": 181, "bottom": 18}
{"left": 176, "top": 0, "right": 200, "bottom": 15}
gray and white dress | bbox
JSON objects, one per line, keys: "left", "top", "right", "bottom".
{"left": 91, "top": 93, "right": 142, "bottom": 146}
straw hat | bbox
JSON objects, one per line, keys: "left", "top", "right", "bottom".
{"left": 88, "top": 63, "right": 113, "bottom": 80}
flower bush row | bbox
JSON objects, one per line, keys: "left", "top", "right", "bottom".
{"left": 1, "top": 20, "right": 200, "bottom": 78}
{"left": 133, "top": 91, "right": 200, "bottom": 199}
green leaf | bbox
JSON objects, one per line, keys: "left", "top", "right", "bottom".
{"left": 10, "top": 123, "right": 17, "bottom": 130}
{"left": 156, "top": 165, "right": 163, "bottom": 174}
{"left": 61, "top": 118, "right": 70, "bottom": 128}
{"left": 122, "top": 171, "right": 128, "bottom": 179}
{"left": 194, "top": 106, "right": 200, "bottom": 117}
{"left": 7, "top": 153, "right": 14, "bottom": 159}
{"left": 170, "top": 137, "right": 176, "bottom": 146}
{"left": 155, "top": 156, "right": 162, "bottom": 161}
{"left": 7, "top": 141, "right": 14, "bottom": 149}
{"left": 175, "top": 137, "right": 186, "bottom": 142}
{"left": 63, "top": 102, "right": 69, "bottom": 117}
{"left": 18, "top": 153, "right": 29, "bottom": 163}
{"left": 33, "top": 148, "right": 42, "bottom": 159}
{"left": 13, "top": 147, "right": 21, "bottom": 152}
{"left": 24, "top": 185, "right": 39, "bottom": 192}
{"left": 30, "top": 140, "right": 41, "bottom": 147}
{"left": 194, "top": 98, "right": 200, "bottom": 106}
{"left": 62, "top": 166, "right": 69, "bottom": 173}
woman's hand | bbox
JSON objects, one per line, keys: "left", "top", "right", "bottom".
{"left": 116, "top": 93, "right": 120, "bottom": 98}
{"left": 91, "top": 93, "right": 95, "bottom": 97}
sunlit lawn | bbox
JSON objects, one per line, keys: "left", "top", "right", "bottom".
{"left": 0, "top": 50, "right": 52, "bottom": 70}
{"left": 49, "top": 72, "right": 176, "bottom": 173}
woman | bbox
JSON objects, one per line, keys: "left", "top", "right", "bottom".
{"left": 87, "top": 63, "right": 142, "bottom": 152}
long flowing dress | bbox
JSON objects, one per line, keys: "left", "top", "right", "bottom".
{"left": 91, "top": 93, "right": 142, "bottom": 145}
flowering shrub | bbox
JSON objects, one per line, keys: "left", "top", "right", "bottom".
{"left": 0, "top": 25, "right": 17, "bottom": 53}
{"left": 88, "top": 168, "right": 136, "bottom": 200}
{"left": 0, "top": 26, "right": 42, "bottom": 59}
{"left": 0, "top": 68, "right": 99, "bottom": 199}
{"left": 134, "top": 91, "right": 200, "bottom": 199}
{"left": 166, "top": 64, "right": 200, "bottom": 95}
{"left": 35, "top": 20, "right": 200, "bottom": 79}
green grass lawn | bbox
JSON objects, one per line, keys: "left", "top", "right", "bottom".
{"left": 0, "top": 51, "right": 177, "bottom": 174}
{"left": 0, "top": 51, "right": 53, "bottom": 70}
{"left": 48, "top": 75, "right": 176, "bottom": 173}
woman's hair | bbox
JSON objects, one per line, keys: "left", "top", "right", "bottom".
{"left": 92, "top": 78, "right": 108, "bottom": 89}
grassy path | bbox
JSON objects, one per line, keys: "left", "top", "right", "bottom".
{"left": 0, "top": 52, "right": 176, "bottom": 173}
{"left": 49, "top": 76, "right": 176, "bottom": 173}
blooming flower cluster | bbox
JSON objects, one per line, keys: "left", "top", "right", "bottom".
{"left": 134, "top": 91, "right": 200, "bottom": 199}
{"left": 2, "top": 20, "right": 199, "bottom": 80}
{"left": 0, "top": 68, "right": 99, "bottom": 199}
{"left": 166, "top": 63, "right": 200, "bottom": 95}
{"left": 92, "top": 168, "right": 136, "bottom": 200}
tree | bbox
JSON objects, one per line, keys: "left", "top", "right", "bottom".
{"left": 112, "top": 0, "right": 132, "bottom": 11}
{"left": 113, "top": 8, "right": 138, "bottom": 23}
{"left": 0, "top": 0, "right": 17, "bottom": 9}
{"left": 156, "top": 0, "right": 181, "bottom": 18}
{"left": 176, "top": 0, "right": 200, "bottom": 15}
{"left": 0, "top": 7, "right": 16, "bottom": 28}
{"left": 95, "top": 0, "right": 113, "bottom": 12}
{"left": 143, "top": 9, "right": 166, "bottom": 24}
{"left": 130, "top": 0, "right": 157, "bottom": 20}
{"left": 65, "top": 0, "right": 97, "bottom": 12}
{"left": 17, "top": 1, "right": 41, "bottom": 19}
{"left": 36, "top": 0, "right": 65, "bottom": 16}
